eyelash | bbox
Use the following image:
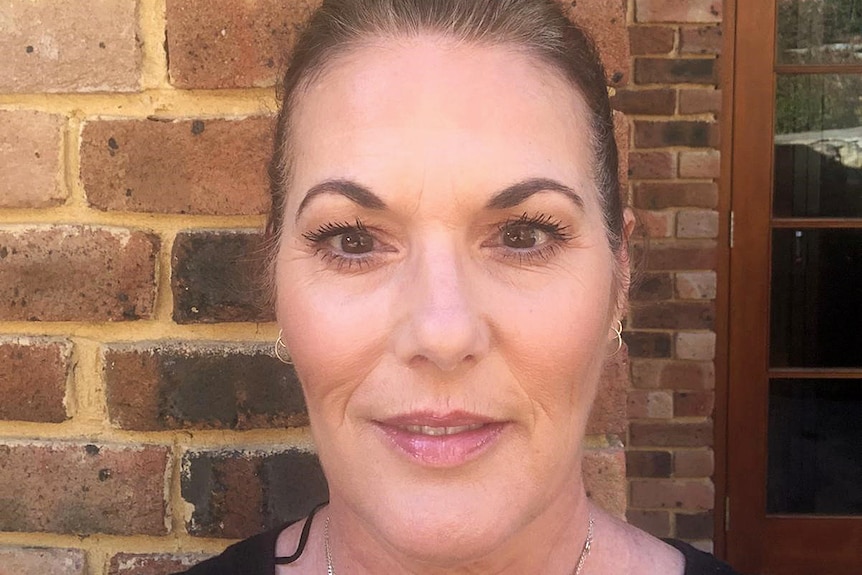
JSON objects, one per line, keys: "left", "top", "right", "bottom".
{"left": 301, "top": 212, "right": 574, "bottom": 270}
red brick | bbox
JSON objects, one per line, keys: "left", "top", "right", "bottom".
{"left": 628, "top": 390, "right": 674, "bottom": 419}
{"left": 631, "top": 272, "right": 674, "bottom": 301}
{"left": 80, "top": 117, "right": 272, "bottom": 215}
{"left": 626, "top": 450, "right": 672, "bottom": 477}
{"left": 182, "top": 449, "right": 328, "bottom": 539}
{"left": 637, "top": 240, "right": 717, "bottom": 270}
{"left": 0, "top": 338, "right": 72, "bottom": 423}
{"left": 636, "top": 0, "right": 722, "bottom": 23}
{"left": 675, "top": 331, "right": 716, "bottom": 360}
{"left": 559, "top": 0, "right": 631, "bottom": 86}
{"left": 171, "top": 231, "right": 274, "bottom": 324}
{"left": 678, "top": 150, "right": 721, "bottom": 178}
{"left": 674, "top": 391, "right": 715, "bottom": 417}
{"left": 674, "top": 448, "right": 714, "bottom": 477}
{"left": 630, "top": 421, "right": 713, "bottom": 447}
{"left": 625, "top": 331, "right": 673, "bottom": 358}
{"left": 0, "top": 111, "right": 65, "bottom": 208}
{"left": 629, "top": 26, "right": 676, "bottom": 55}
{"left": 0, "top": 226, "right": 159, "bottom": 322}
{"left": 0, "top": 0, "right": 140, "bottom": 93}
{"left": 0, "top": 442, "right": 168, "bottom": 535}
{"left": 676, "top": 511, "right": 714, "bottom": 539}
{"left": 635, "top": 58, "right": 718, "bottom": 85}
{"left": 680, "top": 26, "right": 722, "bottom": 54}
{"left": 166, "top": 0, "right": 321, "bottom": 89}
{"left": 630, "top": 301, "right": 715, "bottom": 330}
{"left": 635, "top": 210, "right": 675, "bottom": 239}
{"left": 630, "top": 479, "right": 714, "bottom": 510}
{"left": 677, "top": 209, "right": 719, "bottom": 239}
{"left": 587, "top": 348, "right": 629, "bottom": 436}
{"left": 629, "top": 151, "right": 676, "bottom": 179}
{"left": 634, "top": 120, "right": 719, "bottom": 148}
{"left": 679, "top": 88, "right": 722, "bottom": 115}
{"left": 676, "top": 271, "right": 717, "bottom": 300}
{"left": 626, "top": 509, "right": 672, "bottom": 537}
{"left": 611, "top": 89, "right": 676, "bottom": 116}
{"left": 634, "top": 182, "right": 718, "bottom": 209}
{"left": 630, "top": 359, "right": 665, "bottom": 389}
{"left": 660, "top": 361, "right": 715, "bottom": 390}
{"left": 108, "top": 553, "right": 213, "bottom": 575}
{"left": 104, "top": 342, "right": 306, "bottom": 431}
{"left": 582, "top": 448, "right": 627, "bottom": 518}
{"left": 0, "top": 547, "right": 86, "bottom": 575}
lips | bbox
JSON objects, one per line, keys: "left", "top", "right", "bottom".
{"left": 374, "top": 412, "right": 506, "bottom": 467}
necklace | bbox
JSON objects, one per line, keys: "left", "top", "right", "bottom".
{"left": 323, "top": 511, "right": 594, "bottom": 575}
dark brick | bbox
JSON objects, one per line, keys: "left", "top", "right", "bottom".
{"left": 680, "top": 26, "right": 722, "bottom": 54}
{"left": 0, "top": 226, "right": 159, "bottom": 322}
{"left": 626, "top": 509, "right": 671, "bottom": 537}
{"left": 635, "top": 241, "right": 717, "bottom": 271}
{"left": 0, "top": 547, "right": 87, "bottom": 575}
{"left": 676, "top": 511, "right": 715, "bottom": 539}
{"left": 166, "top": 0, "right": 321, "bottom": 89}
{"left": 108, "top": 553, "right": 213, "bottom": 575}
{"left": 629, "top": 26, "right": 675, "bottom": 55}
{"left": 630, "top": 421, "right": 714, "bottom": 447}
{"left": 634, "top": 121, "right": 719, "bottom": 148}
{"left": 630, "top": 301, "right": 715, "bottom": 330}
{"left": 679, "top": 88, "right": 722, "bottom": 115}
{"left": 626, "top": 450, "right": 672, "bottom": 477}
{"left": 628, "top": 151, "right": 676, "bottom": 179}
{"left": 81, "top": 117, "right": 272, "bottom": 215}
{"left": 635, "top": 58, "right": 718, "bottom": 85}
{"left": 624, "top": 331, "right": 672, "bottom": 358}
{"left": 674, "top": 391, "right": 715, "bottom": 417}
{"left": 663, "top": 361, "right": 715, "bottom": 390}
{"left": 172, "top": 231, "right": 273, "bottom": 323}
{"left": 0, "top": 338, "right": 71, "bottom": 423}
{"left": 182, "top": 449, "right": 329, "bottom": 539}
{"left": 105, "top": 342, "right": 306, "bottom": 431}
{"left": 631, "top": 272, "right": 674, "bottom": 301}
{"left": 634, "top": 182, "right": 719, "bottom": 210}
{"left": 612, "top": 88, "right": 677, "bottom": 116}
{"left": 0, "top": 442, "right": 168, "bottom": 536}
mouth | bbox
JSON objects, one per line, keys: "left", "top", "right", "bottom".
{"left": 374, "top": 412, "right": 507, "bottom": 468}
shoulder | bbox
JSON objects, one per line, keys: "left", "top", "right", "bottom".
{"left": 170, "top": 525, "right": 287, "bottom": 575}
{"left": 663, "top": 539, "right": 747, "bottom": 575}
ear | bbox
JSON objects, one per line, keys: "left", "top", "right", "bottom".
{"left": 613, "top": 208, "right": 637, "bottom": 320}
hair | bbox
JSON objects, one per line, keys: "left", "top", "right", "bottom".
{"left": 264, "top": 0, "right": 626, "bottom": 299}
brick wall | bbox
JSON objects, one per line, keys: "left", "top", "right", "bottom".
{"left": 616, "top": 0, "right": 723, "bottom": 552}
{"left": 0, "top": 0, "right": 722, "bottom": 572}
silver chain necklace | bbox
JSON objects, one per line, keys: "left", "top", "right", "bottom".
{"left": 323, "top": 511, "right": 594, "bottom": 575}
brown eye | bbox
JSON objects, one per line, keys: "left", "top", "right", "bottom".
{"left": 340, "top": 230, "right": 374, "bottom": 254}
{"left": 502, "top": 224, "right": 541, "bottom": 249}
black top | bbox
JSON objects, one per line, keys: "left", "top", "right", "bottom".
{"left": 175, "top": 515, "right": 745, "bottom": 575}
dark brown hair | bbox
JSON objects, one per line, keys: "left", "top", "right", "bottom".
{"left": 265, "top": 0, "right": 624, "bottom": 293}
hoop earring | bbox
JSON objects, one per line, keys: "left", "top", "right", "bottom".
{"left": 610, "top": 320, "right": 623, "bottom": 356}
{"left": 274, "top": 329, "right": 293, "bottom": 365}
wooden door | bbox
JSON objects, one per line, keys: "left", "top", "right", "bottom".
{"left": 727, "top": 0, "right": 862, "bottom": 573}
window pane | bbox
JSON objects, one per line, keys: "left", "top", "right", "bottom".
{"left": 777, "top": 0, "right": 862, "bottom": 64}
{"left": 767, "top": 379, "right": 862, "bottom": 515}
{"left": 774, "top": 75, "right": 862, "bottom": 217}
{"left": 770, "top": 229, "right": 862, "bottom": 367}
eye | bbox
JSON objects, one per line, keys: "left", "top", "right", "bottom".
{"left": 501, "top": 223, "right": 548, "bottom": 249}
{"left": 336, "top": 229, "right": 374, "bottom": 254}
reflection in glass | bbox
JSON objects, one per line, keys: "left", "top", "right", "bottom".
{"left": 770, "top": 229, "right": 862, "bottom": 367}
{"left": 767, "top": 379, "right": 862, "bottom": 515}
{"left": 774, "top": 75, "right": 862, "bottom": 217}
{"left": 777, "top": 0, "right": 862, "bottom": 64}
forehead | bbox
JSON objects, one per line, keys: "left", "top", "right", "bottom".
{"left": 288, "top": 37, "right": 596, "bottom": 204}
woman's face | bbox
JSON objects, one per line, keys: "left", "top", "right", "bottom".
{"left": 276, "top": 38, "right": 623, "bottom": 563}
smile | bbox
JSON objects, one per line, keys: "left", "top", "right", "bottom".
{"left": 401, "top": 424, "right": 486, "bottom": 436}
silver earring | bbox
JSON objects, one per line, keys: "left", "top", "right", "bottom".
{"left": 610, "top": 320, "right": 623, "bottom": 356}
{"left": 274, "top": 329, "right": 293, "bottom": 365}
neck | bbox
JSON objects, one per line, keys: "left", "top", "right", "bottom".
{"left": 325, "top": 477, "right": 594, "bottom": 575}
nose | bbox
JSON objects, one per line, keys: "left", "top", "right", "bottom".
{"left": 393, "top": 240, "right": 490, "bottom": 372}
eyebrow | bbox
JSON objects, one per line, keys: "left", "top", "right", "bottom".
{"left": 295, "top": 179, "right": 387, "bottom": 222}
{"left": 485, "top": 178, "right": 585, "bottom": 211}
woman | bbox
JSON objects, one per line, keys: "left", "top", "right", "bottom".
{"left": 180, "top": 0, "right": 743, "bottom": 573}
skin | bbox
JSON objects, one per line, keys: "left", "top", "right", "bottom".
{"left": 273, "top": 37, "right": 683, "bottom": 574}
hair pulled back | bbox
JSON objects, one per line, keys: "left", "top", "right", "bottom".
{"left": 266, "top": 0, "right": 623, "bottom": 283}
